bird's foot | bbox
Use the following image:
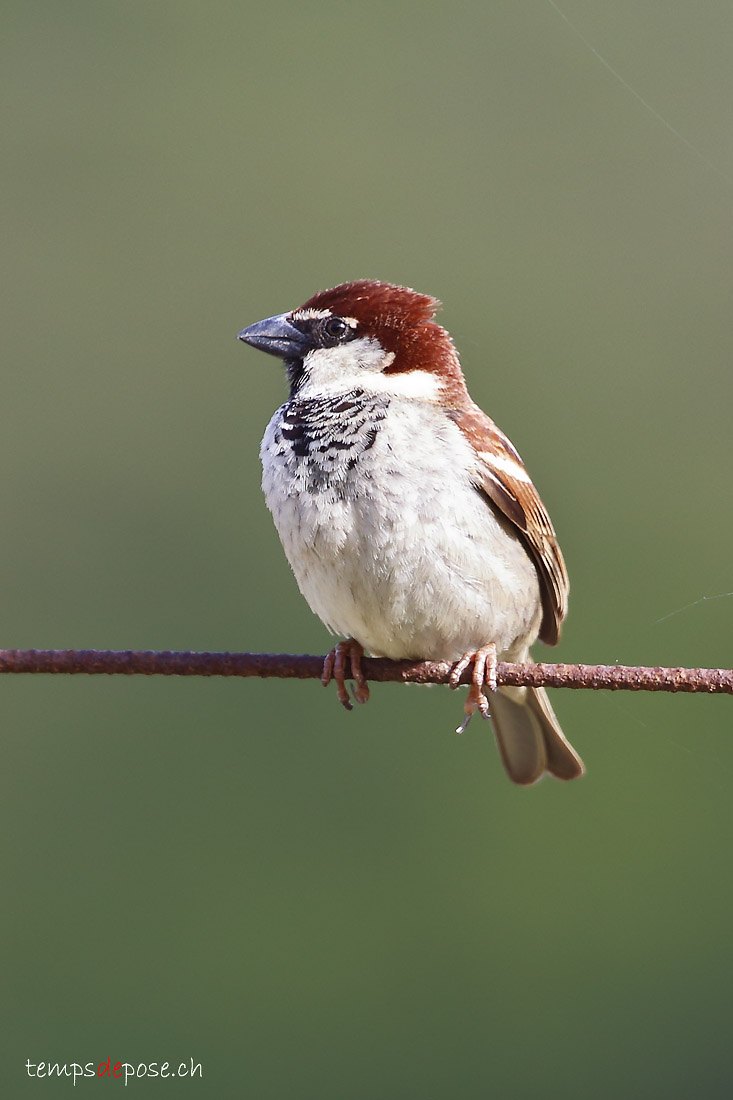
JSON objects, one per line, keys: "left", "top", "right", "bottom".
{"left": 321, "top": 638, "right": 370, "bottom": 711}
{"left": 450, "top": 643, "right": 498, "bottom": 734}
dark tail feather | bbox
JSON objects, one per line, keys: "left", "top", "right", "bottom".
{"left": 489, "top": 686, "right": 584, "bottom": 786}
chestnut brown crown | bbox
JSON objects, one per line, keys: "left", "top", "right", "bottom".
{"left": 297, "top": 280, "right": 462, "bottom": 379}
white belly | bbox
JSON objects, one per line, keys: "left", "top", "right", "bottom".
{"left": 261, "top": 398, "right": 541, "bottom": 661}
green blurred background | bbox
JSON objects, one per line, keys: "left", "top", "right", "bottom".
{"left": 3, "top": 1, "right": 733, "bottom": 1095}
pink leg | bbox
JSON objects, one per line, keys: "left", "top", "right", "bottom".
{"left": 321, "top": 638, "right": 371, "bottom": 710}
{"left": 449, "top": 643, "right": 498, "bottom": 734}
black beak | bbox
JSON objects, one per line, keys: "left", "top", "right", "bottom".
{"left": 237, "top": 312, "right": 310, "bottom": 359}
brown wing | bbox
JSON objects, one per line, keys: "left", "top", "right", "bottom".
{"left": 448, "top": 404, "right": 569, "bottom": 645}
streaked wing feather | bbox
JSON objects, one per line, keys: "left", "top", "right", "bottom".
{"left": 449, "top": 405, "right": 568, "bottom": 645}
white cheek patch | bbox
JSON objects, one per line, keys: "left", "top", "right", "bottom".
{"left": 301, "top": 337, "right": 391, "bottom": 387}
{"left": 298, "top": 337, "right": 441, "bottom": 403}
{"left": 359, "top": 368, "right": 441, "bottom": 400}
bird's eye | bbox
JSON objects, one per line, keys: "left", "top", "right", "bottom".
{"left": 323, "top": 316, "right": 350, "bottom": 341}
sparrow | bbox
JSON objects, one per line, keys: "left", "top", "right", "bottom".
{"left": 238, "top": 280, "right": 584, "bottom": 785}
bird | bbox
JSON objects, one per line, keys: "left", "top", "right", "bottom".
{"left": 237, "top": 280, "right": 584, "bottom": 785}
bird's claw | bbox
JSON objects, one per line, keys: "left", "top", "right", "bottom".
{"left": 322, "top": 639, "right": 370, "bottom": 710}
{"left": 450, "top": 643, "right": 498, "bottom": 734}
{"left": 455, "top": 711, "right": 473, "bottom": 735}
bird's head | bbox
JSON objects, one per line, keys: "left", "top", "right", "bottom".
{"left": 238, "top": 280, "right": 466, "bottom": 401}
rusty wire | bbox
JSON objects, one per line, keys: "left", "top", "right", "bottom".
{"left": 0, "top": 649, "right": 730, "bottom": 693}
